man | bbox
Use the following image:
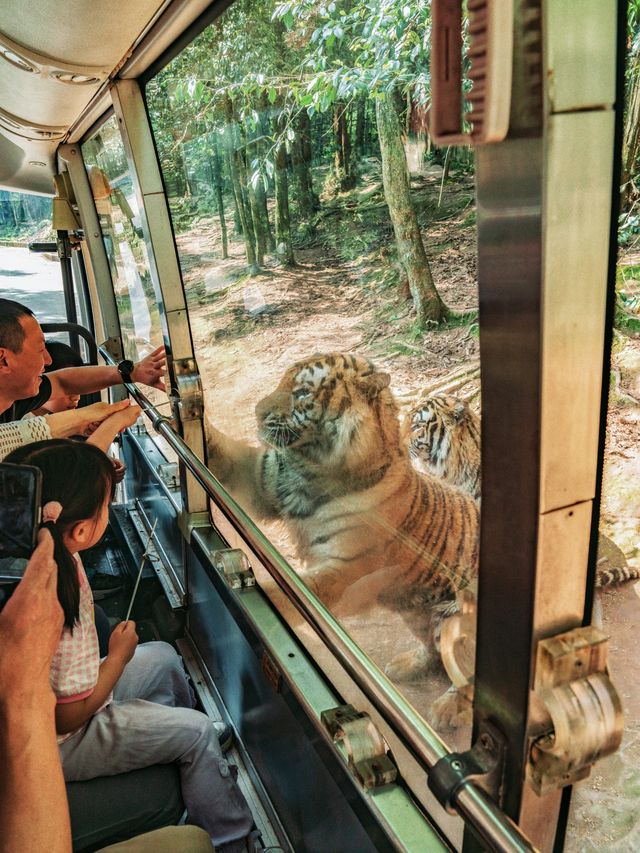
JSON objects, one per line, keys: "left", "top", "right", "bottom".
{"left": 0, "top": 529, "right": 214, "bottom": 853}
{"left": 0, "top": 298, "right": 165, "bottom": 424}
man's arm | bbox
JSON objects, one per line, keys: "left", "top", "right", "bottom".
{"left": 47, "top": 346, "right": 166, "bottom": 396}
{"left": 0, "top": 531, "right": 71, "bottom": 853}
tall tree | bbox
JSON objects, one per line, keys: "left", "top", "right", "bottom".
{"left": 274, "top": 0, "right": 449, "bottom": 326}
{"left": 376, "top": 94, "right": 446, "bottom": 324}
{"left": 273, "top": 102, "right": 296, "bottom": 266}
{"left": 210, "top": 144, "right": 229, "bottom": 259}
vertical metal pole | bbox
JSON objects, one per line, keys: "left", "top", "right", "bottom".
{"left": 110, "top": 79, "right": 208, "bottom": 521}
{"left": 464, "top": 1, "right": 621, "bottom": 850}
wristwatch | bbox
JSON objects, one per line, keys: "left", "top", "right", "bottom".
{"left": 117, "top": 359, "right": 135, "bottom": 384}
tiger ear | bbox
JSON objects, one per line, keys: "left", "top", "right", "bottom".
{"left": 453, "top": 402, "right": 466, "bottom": 421}
{"left": 357, "top": 371, "right": 391, "bottom": 400}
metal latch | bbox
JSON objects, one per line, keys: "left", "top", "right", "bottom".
{"left": 527, "top": 625, "right": 623, "bottom": 796}
{"left": 131, "top": 417, "right": 147, "bottom": 436}
{"left": 157, "top": 462, "right": 179, "bottom": 490}
{"left": 321, "top": 704, "right": 397, "bottom": 790}
{"left": 211, "top": 548, "right": 256, "bottom": 590}
{"left": 172, "top": 358, "right": 204, "bottom": 421}
{"left": 428, "top": 720, "right": 507, "bottom": 813}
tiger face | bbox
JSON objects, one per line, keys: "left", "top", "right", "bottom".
{"left": 255, "top": 352, "right": 393, "bottom": 462}
{"left": 407, "top": 395, "right": 481, "bottom": 497}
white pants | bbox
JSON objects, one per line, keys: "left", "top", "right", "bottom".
{"left": 59, "top": 642, "right": 253, "bottom": 846}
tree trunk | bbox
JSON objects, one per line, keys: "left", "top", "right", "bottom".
{"left": 273, "top": 105, "right": 295, "bottom": 267}
{"left": 211, "top": 146, "right": 228, "bottom": 260}
{"left": 224, "top": 96, "right": 258, "bottom": 273}
{"left": 375, "top": 94, "right": 447, "bottom": 326}
{"left": 355, "top": 95, "right": 367, "bottom": 158}
{"left": 333, "top": 101, "right": 356, "bottom": 191}
{"left": 291, "top": 110, "right": 318, "bottom": 221}
{"left": 622, "top": 57, "right": 640, "bottom": 210}
{"left": 243, "top": 131, "right": 267, "bottom": 267}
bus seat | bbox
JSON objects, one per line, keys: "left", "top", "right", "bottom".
{"left": 67, "top": 764, "right": 184, "bottom": 852}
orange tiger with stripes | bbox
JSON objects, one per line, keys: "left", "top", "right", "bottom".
{"left": 205, "top": 352, "right": 479, "bottom": 692}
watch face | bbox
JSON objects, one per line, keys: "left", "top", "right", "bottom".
{"left": 119, "top": 359, "right": 134, "bottom": 377}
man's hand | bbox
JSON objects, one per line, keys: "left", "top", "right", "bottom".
{"left": 108, "top": 621, "right": 138, "bottom": 666}
{"left": 0, "top": 530, "right": 62, "bottom": 710}
{"left": 131, "top": 346, "right": 166, "bottom": 392}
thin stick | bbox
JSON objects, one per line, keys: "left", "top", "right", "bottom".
{"left": 125, "top": 519, "right": 158, "bottom": 622}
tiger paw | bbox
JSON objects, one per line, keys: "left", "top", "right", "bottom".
{"left": 384, "top": 645, "right": 439, "bottom": 681}
{"left": 430, "top": 686, "right": 473, "bottom": 730}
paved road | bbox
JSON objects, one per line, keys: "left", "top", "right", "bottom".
{"left": 0, "top": 244, "right": 66, "bottom": 323}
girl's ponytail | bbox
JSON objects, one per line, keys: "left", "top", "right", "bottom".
{"left": 41, "top": 501, "right": 80, "bottom": 631}
{"left": 4, "top": 439, "right": 116, "bottom": 633}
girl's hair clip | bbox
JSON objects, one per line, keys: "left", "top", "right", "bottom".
{"left": 42, "top": 501, "right": 63, "bottom": 524}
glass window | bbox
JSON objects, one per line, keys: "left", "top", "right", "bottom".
{"left": 565, "top": 218, "right": 640, "bottom": 849}
{"left": 0, "top": 191, "right": 65, "bottom": 324}
{"left": 81, "top": 115, "right": 164, "bottom": 366}
{"left": 146, "top": 0, "right": 480, "bottom": 765}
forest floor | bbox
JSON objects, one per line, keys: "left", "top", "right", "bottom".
{"left": 175, "top": 163, "right": 640, "bottom": 850}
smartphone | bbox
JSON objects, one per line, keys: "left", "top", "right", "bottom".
{"left": 0, "top": 462, "right": 42, "bottom": 560}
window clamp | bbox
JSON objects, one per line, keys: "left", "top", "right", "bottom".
{"left": 428, "top": 720, "right": 507, "bottom": 813}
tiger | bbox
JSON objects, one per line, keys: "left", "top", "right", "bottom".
{"left": 406, "top": 395, "right": 639, "bottom": 589}
{"left": 205, "top": 352, "right": 480, "bottom": 694}
{"left": 406, "top": 395, "right": 481, "bottom": 499}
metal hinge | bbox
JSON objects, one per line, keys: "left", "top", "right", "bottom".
{"left": 527, "top": 625, "right": 623, "bottom": 796}
{"left": 321, "top": 704, "right": 397, "bottom": 790}
{"left": 211, "top": 548, "right": 256, "bottom": 590}
{"left": 427, "top": 720, "right": 507, "bottom": 813}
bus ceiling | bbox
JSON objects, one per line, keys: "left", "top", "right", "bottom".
{"left": 0, "top": 0, "right": 215, "bottom": 196}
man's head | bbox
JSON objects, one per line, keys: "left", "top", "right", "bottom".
{"left": 0, "top": 299, "right": 52, "bottom": 401}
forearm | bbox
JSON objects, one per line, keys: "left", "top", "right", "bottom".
{"left": 49, "top": 366, "right": 121, "bottom": 396}
{"left": 0, "top": 417, "right": 51, "bottom": 460}
{"left": 55, "top": 654, "right": 125, "bottom": 735}
{"left": 86, "top": 419, "right": 124, "bottom": 452}
{"left": 0, "top": 701, "right": 71, "bottom": 853}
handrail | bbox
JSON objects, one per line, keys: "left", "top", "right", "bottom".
{"left": 103, "top": 347, "right": 537, "bottom": 853}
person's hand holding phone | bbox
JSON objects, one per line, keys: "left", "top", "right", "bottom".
{"left": 0, "top": 529, "right": 62, "bottom": 710}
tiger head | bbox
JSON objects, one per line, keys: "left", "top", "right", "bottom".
{"left": 255, "top": 353, "right": 398, "bottom": 466}
{"left": 407, "top": 395, "right": 479, "bottom": 477}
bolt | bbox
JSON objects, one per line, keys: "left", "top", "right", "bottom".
{"left": 451, "top": 759, "right": 463, "bottom": 772}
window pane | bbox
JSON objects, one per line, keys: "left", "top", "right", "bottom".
{"left": 565, "top": 235, "right": 640, "bottom": 849}
{"left": 145, "top": 0, "right": 480, "bottom": 787}
{"left": 81, "top": 115, "right": 163, "bottom": 365}
{"left": 0, "top": 192, "right": 64, "bottom": 324}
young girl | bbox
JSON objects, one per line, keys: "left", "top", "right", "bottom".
{"left": 5, "top": 439, "right": 253, "bottom": 849}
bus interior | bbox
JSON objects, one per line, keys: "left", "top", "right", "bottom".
{"left": 0, "top": 1, "right": 638, "bottom": 851}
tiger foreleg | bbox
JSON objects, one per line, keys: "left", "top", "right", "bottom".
{"left": 383, "top": 600, "right": 450, "bottom": 682}
{"left": 298, "top": 563, "right": 351, "bottom": 610}
{"left": 384, "top": 643, "right": 442, "bottom": 681}
{"left": 204, "top": 418, "right": 278, "bottom": 519}
{"left": 430, "top": 684, "right": 474, "bottom": 730}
